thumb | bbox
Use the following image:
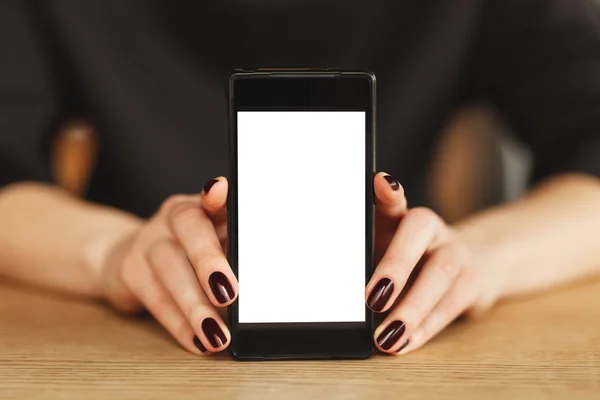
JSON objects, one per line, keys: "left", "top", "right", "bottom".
{"left": 374, "top": 172, "right": 407, "bottom": 220}
{"left": 200, "top": 176, "right": 228, "bottom": 221}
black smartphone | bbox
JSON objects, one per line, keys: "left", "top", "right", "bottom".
{"left": 227, "top": 70, "right": 376, "bottom": 360}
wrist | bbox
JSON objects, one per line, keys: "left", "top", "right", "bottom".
{"left": 453, "top": 221, "right": 512, "bottom": 307}
{"left": 80, "top": 211, "right": 142, "bottom": 299}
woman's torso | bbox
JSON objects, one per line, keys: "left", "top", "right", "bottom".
{"left": 37, "top": 0, "right": 483, "bottom": 216}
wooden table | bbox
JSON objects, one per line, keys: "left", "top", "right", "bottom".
{"left": 1, "top": 281, "right": 599, "bottom": 400}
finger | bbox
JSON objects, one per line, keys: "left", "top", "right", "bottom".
{"left": 200, "top": 177, "right": 228, "bottom": 248}
{"left": 191, "top": 307, "right": 231, "bottom": 353}
{"left": 374, "top": 172, "right": 407, "bottom": 220}
{"left": 120, "top": 254, "right": 211, "bottom": 355}
{"left": 169, "top": 201, "right": 238, "bottom": 307}
{"left": 366, "top": 207, "right": 445, "bottom": 313}
{"left": 147, "top": 239, "right": 230, "bottom": 352}
{"left": 159, "top": 194, "right": 201, "bottom": 217}
{"left": 396, "top": 271, "right": 478, "bottom": 355}
{"left": 214, "top": 220, "right": 227, "bottom": 253}
{"left": 373, "top": 245, "right": 461, "bottom": 353}
{"left": 201, "top": 176, "right": 228, "bottom": 221}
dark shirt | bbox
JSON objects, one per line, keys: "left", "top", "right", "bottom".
{"left": 1, "top": 0, "right": 600, "bottom": 218}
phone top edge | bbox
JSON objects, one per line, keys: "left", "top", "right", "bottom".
{"left": 228, "top": 70, "right": 376, "bottom": 97}
{"left": 230, "top": 70, "right": 376, "bottom": 79}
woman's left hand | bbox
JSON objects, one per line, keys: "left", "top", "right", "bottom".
{"left": 368, "top": 172, "right": 502, "bottom": 354}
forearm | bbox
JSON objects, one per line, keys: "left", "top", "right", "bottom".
{"left": 455, "top": 173, "right": 600, "bottom": 300}
{"left": 0, "top": 182, "right": 142, "bottom": 297}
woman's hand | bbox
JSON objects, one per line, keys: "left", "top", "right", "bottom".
{"left": 368, "top": 172, "right": 502, "bottom": 354}
{"left": 99, "top": 177, "right": 234, "bottom": 356}
{"left": 99, "top": 172, "right": 501, "bottom": 357}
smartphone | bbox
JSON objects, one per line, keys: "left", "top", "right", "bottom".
{"left": 227, "top": 70, "right": 376, "bottom": 360}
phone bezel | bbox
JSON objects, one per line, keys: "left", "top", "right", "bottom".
{"left": 227, "top": 70, "right": 376, "bottom": 360}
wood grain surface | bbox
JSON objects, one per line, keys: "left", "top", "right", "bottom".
{"left": 1, "top": 281, "right": 599, "bottom": 400}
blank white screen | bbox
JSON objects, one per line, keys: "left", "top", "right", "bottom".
{"left": 237, "top": 111, "right": 365, "bottom": 323}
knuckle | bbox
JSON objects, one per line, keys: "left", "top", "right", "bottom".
{"left": 400, "top": 302, "right": 428, "bottom": 327}
{"left": 189, "top": 245, "right": 222, "bottom": 269}
{"left": 145, "top": 289, "right": 171, "bottom": 315}
{"left": 381, "top": 253, "right": 412, "bottom": 270}
{"left": 441, "top": 295, "right": 467, "bottom": 321}
{"left": 431, "top": 248, "right": 459, "bottom": 280}
{"left": 160, "top": 194, "right": 189, "bottom": 214}
{"left": 461, "top": 268, "right": 481, "bottom": 289}
{"left": 438, "top": 261, "right": 459, "bottom": 280}
{"left": 147, "top": 239, "right": 175, "bottom": 269}
{"left": 171, "top": 203, "right": 201, "bottom": 226}
{"left": 407, "top": 207, "right": 439, "bottom": 226}
{"left": 418, "top": 314, "right": 443, "bottom": 342}
{"left": 429, "top": 307, "right": 453, "bottom": 330}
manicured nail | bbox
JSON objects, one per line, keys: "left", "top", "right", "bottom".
{"left": 202, "top": 318, "right": 228, "bottom": 348}
{"left": 396, "top": 339, "right": 410, "bottom": 353}
{"left": 383, "top": 175, "right": 400, "bottom": 191}
{"left": 208, "top": 271, "right": 235, "bottom": 304}
{"left": 203, "top": 178, "right": 219, "bottom": 195}
{"left": 367, "top": 278, "right": 394, "bottom": 312}
{"left": 377, "top": 320, "right": 406, "bottom": 350}
{"left": 193, "top": 335, "right": 207, "bottom": 352}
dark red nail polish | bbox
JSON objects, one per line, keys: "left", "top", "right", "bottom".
{"left": 377, "top": 320, "right": 406, "bottom": 350}
{"left": 208, "top": 271, "right": 235, "bottom": 304}
{"left": 367, "top": 278, "right": 394, "bottom": 312}
{"left": 202, "top": 318, "right": 228, "bottom": 348}
{"left": 203, "top": 178, "right": 219, "bottom": 195}
{"left": 396, "top": 338, "right": 410, "bottom": 353}
{"left": 383, "top": 175, "right": 400, "bottom": 191}
{"left": 193, "top": 335, "right": 207, "bottom": 352}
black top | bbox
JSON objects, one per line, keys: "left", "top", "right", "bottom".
{"left": 2, "top": 0, "right": 600, "bottom": 218}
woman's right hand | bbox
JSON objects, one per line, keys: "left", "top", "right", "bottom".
{"left": 99, "top": 176, "right": 235, "bottom": 356}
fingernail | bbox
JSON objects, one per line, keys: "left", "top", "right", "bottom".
{"left": 209, "top": 271, "right": 235, "bottom": 304}
{"left": 396, "top": 338, "right": 410, "bottom": 353}
{"left": 367, "top": 278, "right": 394, "bottom": 312}
{"left": 202, "top": 318, "right": 228, "bottom": 348}
{"left": 203, "top": 178, "right": 219, "bottom": 195}
{"left": 383, "top": 175, "right": 400, "bottom": 191}
{"left": 377, "top": 320, "right": 406, "bottom": 350}
{"left": 193, "top": 335, "right": 207, "bottom": 352}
